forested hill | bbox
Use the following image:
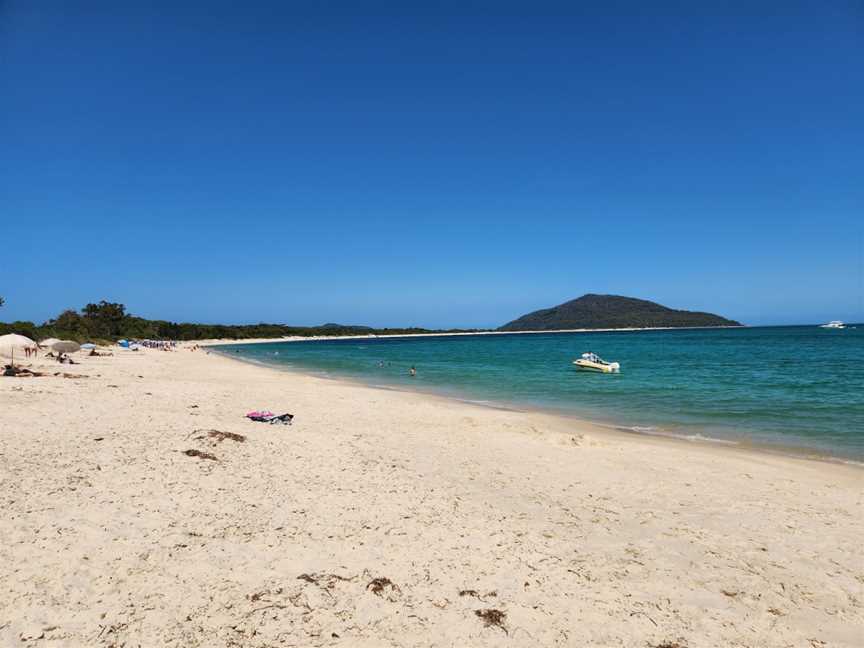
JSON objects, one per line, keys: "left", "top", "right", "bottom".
{"left": 0, "top": 301, "right": 482, "bottom": 342}
{"left": 499, "top": 294, "right": 742, "bottom": 331}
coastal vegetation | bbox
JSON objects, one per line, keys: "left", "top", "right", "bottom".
{"left": 0, "top": 300, "right": 483, "bottom": 342}
{"left": 499, "top": 294, "right": 742, "bottom": 331}
{"left": 0, "top": 294, "right": 743, "bottom": 342}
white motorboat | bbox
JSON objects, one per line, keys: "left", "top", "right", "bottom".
{"left": 820, "top": 320, "right": 846, "bottom": 329}
{"left": 573, "top": 352, "right": 620, "bottom": 373}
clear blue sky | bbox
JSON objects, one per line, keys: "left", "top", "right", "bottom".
{"left": 2, "top": 1, "right": 862, "bottom": 327}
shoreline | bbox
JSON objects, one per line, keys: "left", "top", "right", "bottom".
{"left": 2, "top": 346, "right": 861, "bottom": 646}
{"left": 208, "top": 344, "right": 864, "bottom": 468}
{"left": 206, "top": 347, "right": 862, "bottom": 478}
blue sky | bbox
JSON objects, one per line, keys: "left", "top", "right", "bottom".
{"left": 2, "top": 1, "right": 862, "bottom": 327}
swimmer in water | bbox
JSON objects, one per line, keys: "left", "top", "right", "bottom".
{"left": 409, "top": 366, "right": 416, "bottom": 377}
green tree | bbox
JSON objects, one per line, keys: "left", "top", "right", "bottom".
{"left": 8, "top": 321, "right": 38, "bottom": 339}
{"left": 52, "top": 309, "right": 84, "bottom": 331}
{"left": 82, "top": 301, "right": 128, "bottom": 337}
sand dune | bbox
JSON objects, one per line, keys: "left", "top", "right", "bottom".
{"left": 1, "top": 348, "right": 861, "bottom": 647}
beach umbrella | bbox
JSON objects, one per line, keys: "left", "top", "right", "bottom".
{"left": 39, "top": 337, "right": 61, "bottom": 348}
{"left": 81, "top": 343, "right": 96, "bottom": 350}
{"left": 0, "top": 333, "right": 37, "bottom": 361}
{"left": 52, "top": 340, "right": 81, "bottom": 354}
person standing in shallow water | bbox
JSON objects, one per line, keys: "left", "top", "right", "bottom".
{"left": 409, "top": 366, "right": 416, "bottom": 377}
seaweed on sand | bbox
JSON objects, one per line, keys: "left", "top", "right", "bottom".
{"left": 367, "top": 577, "right": 400, "bottom": 596}
{"left": 298, "top": 573, "right": 353, "bottom": 588}
{"left": 460, "top": 589, "right": 497, "bottom": 600}
{"left": 475, "top": 609, "right": 507, "bottom": 633}
{"left": 202, "top": 430, "right": 246, "bottom": 443}
{"left": 183, "top": 449, "right": 218, "bottom": 461}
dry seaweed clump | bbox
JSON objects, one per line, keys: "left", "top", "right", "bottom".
{"left": 652, "top": 642, "right": 687, "bottom": 648}
{"left": 183, "top": 449, "right": 218, "bottom": 461}
{"left": 298, "top": 573, "right": 353, "bottom": 589}
{"left": 199, "top": 430, "right": 246, "bottom": 443}
{"left": 367, "top": 577, "right": 400, "bottom": 596}
{"left": 459, "top": 589, "right": 497, "bottom": 600}
{"left": 475, "top": 609, "right": 507, "bottom": 633}
{"left": 248, "top": 587, "right": 283, "bottom": 602}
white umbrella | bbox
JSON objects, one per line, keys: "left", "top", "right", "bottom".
{"left": 0, "top": 333, "right": 38, "bottom": 361}
{"left": 39, "top": 337, "right": 61, "bottom": 348}
{"left": 52, "top": 341, "right": 81, "bottom": 354}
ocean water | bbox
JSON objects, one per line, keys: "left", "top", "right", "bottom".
{"left": 217, "top": 326, "right": 864, "bottom": 460}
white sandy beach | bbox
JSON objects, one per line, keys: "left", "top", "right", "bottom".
{"left": 1, "top": 346, "right": 862, "bottom": 647}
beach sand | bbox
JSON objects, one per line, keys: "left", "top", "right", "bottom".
{"left": 1, "top": 347, "right": 861, "bottom": 647}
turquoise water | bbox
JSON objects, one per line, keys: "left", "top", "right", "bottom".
{"left": 218, "top": 326, "right": 864, "bottom": 460}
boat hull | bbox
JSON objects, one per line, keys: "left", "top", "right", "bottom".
{"left": 574, "top": 360, "right": 620, "bottom": 373}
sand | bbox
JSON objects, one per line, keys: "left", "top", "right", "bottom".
{"left": 1, "top": 346, "right": 861, "bottom": 647}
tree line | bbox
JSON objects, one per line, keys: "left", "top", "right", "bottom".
{"left": 0, "top": 300, "right": 482, "bottom": 342}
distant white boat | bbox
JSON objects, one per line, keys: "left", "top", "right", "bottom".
{"left": 573, "top": 352, "right": 620, "bottom": 373}
{"left": 820, "top": 321, "right": 846, "bottom": 329}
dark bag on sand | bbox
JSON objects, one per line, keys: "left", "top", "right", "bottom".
{"left": 267, "top": 413, "right": 294, "bottom": 425}
{"left": 245, "top": 411, "right": 294, "bottom": 425}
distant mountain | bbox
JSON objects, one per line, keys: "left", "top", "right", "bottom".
{"left": 499, "top": 294, "right": 742, "bottom": 331}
